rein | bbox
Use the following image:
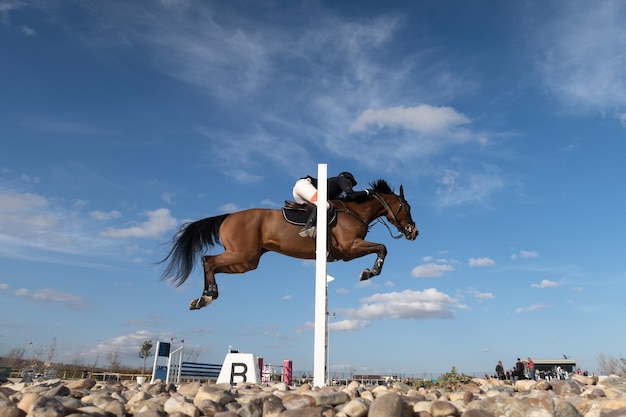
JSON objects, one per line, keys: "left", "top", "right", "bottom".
{"left": 335, "top": 193, "right": 408, "bottom": 239}
{"left": 371, "top": 193, "right": 406, "bottom": 239}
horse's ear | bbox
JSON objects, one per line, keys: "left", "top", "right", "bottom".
{"left": 399, "top": 185, "right": 405, "bottom": 198}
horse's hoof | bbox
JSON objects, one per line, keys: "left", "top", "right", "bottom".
{"left": 189, "top": 295, "right": 214, "bottom": 310}
{"left": 359, "top": 269, "right": 372, "bottom": 281}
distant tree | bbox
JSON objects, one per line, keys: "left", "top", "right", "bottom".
{"left": 4, "top": 348, "right": 26, "bottom": 369}
{"left": 139, "top": 340, "right": 154, "bottom": 374}
{"left": 71, "top": 353, "right": 84, "bottom": 368}
{"left": 598, "top": 354, "right": 626, "bottom": 376}
{"left": 436, "top": 367, "right": 472, "bottom": 391}
{"left": 30, "top": 343, "right": 45, "bottom": 368}
{"left": 184, "top": 347, "right": 201, "bottom": 363}
{"left": 106, "top": 350, "right": 121, "bottom": 371}
{"left": 46, "top": 337, "right": 58, "bottom": 365}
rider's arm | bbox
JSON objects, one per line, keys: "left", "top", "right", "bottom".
{"left": 336, "top": 177, "right": 371, "bottom": 201}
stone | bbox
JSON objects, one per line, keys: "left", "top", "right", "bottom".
{"left": 302, "top": 389, "right": 350, "bottom": 406}
{"left": 66, "top": 379, "right": 97, "bottom": 390}
{"left": 430, "top": 400, "right": 460, "bottom": 417}
{"left": 261, "top": 395, "right": 285, "bottom": 417}
{"left": 554, "top": 400, "right": 582, "bottom": 417}
{"left": 282, "top": 393, "right": 317, "bottom": 409}
{"left": 163, "top": 395, "right": 199, "bottom": 417}
{"left": 551, "top": 380, "right": 582, "bottom": 396}
{"left": 28, "top": 396, "right": 66, "bottom": 417}
{"left": 461, "top": 411, "right": 492, "bottom": 417}
{"left": 336, "top": 397, "right": 370, "bottom": 417}
{"left": 4, "top": 372, "right": 626, "bottom": 417}
{"left": 103, "top": 399, "right": 126, "bottom": 417}
{"left": 0, "top": 403, "right": 26, "bottom": 417}
{"left": 193, "top": 386, "right": 236, "bottom": 406}
{"left": 368, "top": 391, "right": 407, "bottom": 417}
{"left": 77, "top": 405, "right": 108, "bottom": 416}
{"left": 176, "top": 382, "right": 201, "bottom": 398}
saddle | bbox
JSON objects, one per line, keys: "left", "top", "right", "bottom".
{"left": 282, "top": 201, "right": 337, "bottom": 226}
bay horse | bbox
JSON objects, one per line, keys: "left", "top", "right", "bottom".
{"left": 160, "top": 179, "right": 418, "bottom": 310}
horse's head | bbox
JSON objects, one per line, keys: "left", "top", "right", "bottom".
{"left": 370, "top": 180, "right": 418, "bottom": 240}
{"left": 390, "top": 185, "right": 418, "bottom": 240}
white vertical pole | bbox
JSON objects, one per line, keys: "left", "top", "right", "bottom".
{"left": 313, "top": 163, "right": 328, "bottom": 387}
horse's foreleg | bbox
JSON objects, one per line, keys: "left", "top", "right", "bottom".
{"left": 359, "top": 245, "right": 387, "bottom": 281}
{"left": 189, "top": 256, "right": 220, "bottom": 310}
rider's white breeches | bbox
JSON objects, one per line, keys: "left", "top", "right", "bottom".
{"left": 292, "top": 178, "right": 330, "bottom": 209}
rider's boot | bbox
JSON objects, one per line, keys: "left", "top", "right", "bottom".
{"left": 299, "top": 207, "right": 317, "bottom": 238}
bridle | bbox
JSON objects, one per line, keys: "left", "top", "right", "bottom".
{"left": 371, "top": 192, "right": 414, "bottom": 239}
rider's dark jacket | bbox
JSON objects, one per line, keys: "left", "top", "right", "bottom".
{"left": 302, "top": 175, "right": 369, "bottom": 202}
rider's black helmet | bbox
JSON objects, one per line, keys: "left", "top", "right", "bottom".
{"left": 339, "top": 171, "right": 357, "bottom": 187}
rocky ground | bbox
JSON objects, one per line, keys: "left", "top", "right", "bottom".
{"left": 1, "top": 373, "right": 626, "bottom": 417}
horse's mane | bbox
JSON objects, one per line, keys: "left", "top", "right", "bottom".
{"left": 369, "top": 179, "right": 394, "bottom": 195}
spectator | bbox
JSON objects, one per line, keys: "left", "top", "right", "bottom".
{"left": 515, "top": 358, "right": 525, "bottom": 381}
{"left": 495, "top": 360, "right": 505, "bottom": 380}
{"left": 527, "top": 357, "right": 536, "bottom": 380}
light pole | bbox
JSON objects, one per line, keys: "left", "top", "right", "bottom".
{"left": 325, "top": 275, "right": 334, "bottom": 386}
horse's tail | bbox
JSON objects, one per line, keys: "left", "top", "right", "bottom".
{"left": 159, "top": 214, "right": 230, "bottom": 286}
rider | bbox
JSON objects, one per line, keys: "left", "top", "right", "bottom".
{"left": 292, "top": 171, "right": 371, "bottom": 237}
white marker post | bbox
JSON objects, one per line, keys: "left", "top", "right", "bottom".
{"left": 313, "top": 163, "right": 328, "bottom": 387}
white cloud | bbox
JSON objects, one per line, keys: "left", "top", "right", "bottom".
{"left": 161, "top": 193, "right": 174, "bottom": 204}
{"left": 349, "top": 105, "right": 471, "bottom": 137}
{"left": 532, "top": 1, "right": 626, "bottom": 115}
{"left": 412, "top": 262, "right": 454, "bottom": 278}
{"left": 515, "top": 303, "right": 550, "bottom": 314}
{"left": 20, "top": 25, "right": 35, "bottom": 36}
{"left": 329, "top": 319, "right": 370, "bottom": 331}
{"left": 93, "top": 330, "right": 159, "bottom": 355}
{"left": 218, "top": 203, "right": 240, "bottom": 213}
{"left": 1, "top": 284, "right": 88, "bottom": 311}
{"left": 531, "top": 279, "right": 559, "bottom": 289}
{"left": 435, "top": 167, "right": 504, "bottom": 208}
{"left": 467, "top": 288, "right": 494, "bottom": 300}
{"left": 512, "top": 249, "right": 539, "bottom": 260}
{"left": 0, "top": 189, "right": 47, "bottom": 213}
{"left": 100, "top": 208, "right": 177, "bottom": 239}
{"left": 89, "top": 210, "right": 122, "bottom": 221}
{"left": 344, "top": 288, "right": 467, "bottom": 320}
{"left": 468, "top": 257, "right": 495, "bottom": 267}
{"left": 261, "top": 199, "right": 279, "bottom": 208}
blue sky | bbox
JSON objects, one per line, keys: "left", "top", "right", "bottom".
{"left": 1, "top": 0, "right": 626, "bottom": 377}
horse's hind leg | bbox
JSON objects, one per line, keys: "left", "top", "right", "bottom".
{"left": 189, "top": 252, "right": 262, "bottom": 310}
{"left": 189, "top": 255, "right": 220, "bottom": 310}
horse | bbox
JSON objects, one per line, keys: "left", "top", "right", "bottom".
{"left": 160, "top": 179, "right": 418, "bottom": 310}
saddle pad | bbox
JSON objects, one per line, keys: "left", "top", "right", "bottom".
{"left": 281, "top": 206, "right": 337, "bottom": 226}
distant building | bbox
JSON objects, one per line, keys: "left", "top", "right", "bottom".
{"left": 532, "top": 358, "right": 577, "bottom": 375}
{"left": 352, "top": 373, "right": 397, "bottom": 385}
